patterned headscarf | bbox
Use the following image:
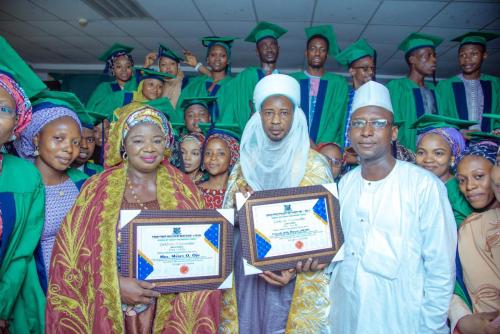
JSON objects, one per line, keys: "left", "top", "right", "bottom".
{"left": 105, "top": 102, "right": 174, "bottom": 168}
{"left": 456, "top": 141, "right": 498, "bottom": 168}
{"left": 417, "top": 127, "right": 466, "bottom": 159}
{"left": 104, "top": 51, "right": 134, "bottom": 76}
{"left": 0, "top": 72, "right": 32, "bottom": 139}
{"left": 14, "top": 104, "right": 82, "bottom": 162}
{"left": 181, "top": 132, "right": 205, "bottom": 146}
{"left": 202, "top": 130, "right": 240, "bottom": 172}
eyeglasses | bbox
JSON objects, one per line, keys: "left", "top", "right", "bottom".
{"left": 350, "top": 119, "right": 391, "bottom": 129}
{"left": 351, "top": 66, "right": 376, "bottom": 72}
{"left": 0, "top": 105, "right": 16, "bottom": 118}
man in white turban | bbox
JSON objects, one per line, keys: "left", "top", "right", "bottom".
{"left": 221, "top": 73, "right": 334, "bottom": 334}
{"left": 329, "top": 81, "right": 457, "bottom": 333}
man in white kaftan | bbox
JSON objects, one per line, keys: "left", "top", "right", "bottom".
{"left": 329, "top": 80, "right": 457, "bottom": 334}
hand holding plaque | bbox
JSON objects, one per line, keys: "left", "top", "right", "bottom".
{"left": 120, "top": 209, "right": 234, "bottom": 294}
{"left": 236, "top": 184, "right": 343, "bottom": 275}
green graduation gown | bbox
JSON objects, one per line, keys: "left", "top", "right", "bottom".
{"left": 289, "top": 71, "right": 349, "bottom": 145}
{"left": 445, "top": 177, "right": 473, "bottom": 228}
{"left": 82, "top": 162, "right": 104, "bottom": 177}
{"left": 174, "top": 75, "right": 233, "bottom": 124}
{"left": 0, "top": 154, "right": 45, "bottom": 334}
{"left": 95, "top": 90, "right": 176, "bottom": 122}
{"left": 386, "top": 77, "right": 439, "bottom": 151}
{"left": 86, "top": 71, "right": 141, "bottom": 111}
{"left": 436, "top": 74, "right": 500, "bottom": 131}
{"left": 220, "top": 67, "right": 272, "bottom": 132}
{"left": 144, "top": 97, "right": 176, "bottom": 121}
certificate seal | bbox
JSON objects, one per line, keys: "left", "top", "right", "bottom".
{"left": 180, "top": 265, "right": 189, "bottom": 274}
{"left": 295, "top": 240, "right": 304, "bottom": 249}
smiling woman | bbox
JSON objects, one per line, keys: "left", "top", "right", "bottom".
{"left": 45, "top": 102, "right": 225, "bottom": 334}
{"left": 0, "top": 62, "right": 46, "bottom": 333}
{"left": 13, "top": 91, "right": 89, "bottom": 292}
{"left": 198, "top": 128, "right": 240, "bottom": 209}
{"left": 412, "top": 114, "right": 475, "bottom": 225}
{"left": 456, "top": 141, "right": 499, "bottom": 213}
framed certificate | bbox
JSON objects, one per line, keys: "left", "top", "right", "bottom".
{"left": 120, "top": 209, "right": 234, "bottom": 294}
{"left": 237, "top": 184, "right": 342, "bottom": 274}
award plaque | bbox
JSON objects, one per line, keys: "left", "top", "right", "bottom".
{"left": 237, "top": 184, "right": 342, "bottom": 274}
{"left": 120, "top": 209, "right": 234, "bottom": 293}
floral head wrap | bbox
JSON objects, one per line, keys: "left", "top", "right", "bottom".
{"left": 105, "top": 102, "right": 174, "bottom": 168}
{"left": 202, "top": 129, "right": 240, "bottom": 172}
{"left": 180, "top": 132, "right": 205, "bottom": 146}
{"left": 0, "top": 71, "right": 32, "bottom": 139}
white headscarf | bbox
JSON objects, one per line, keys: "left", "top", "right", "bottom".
{"left": 352, "top": 80, "right": 393, "bottom": 113}
{"left": 240, "top": 74, "right": 310, "bottom": 191}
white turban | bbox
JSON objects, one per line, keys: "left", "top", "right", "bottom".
{"left": 352, "top": 80, "right": 393, "bottom": 113}
{"left": 253, "top": 73, "right": 301, "bottom": 112}
{"left": 238, "top": 74, "right": 310, "bottom": 191}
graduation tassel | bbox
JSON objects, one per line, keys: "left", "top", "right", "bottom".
{"left": 373, "top": 50, "right": 378, "bottom": 82}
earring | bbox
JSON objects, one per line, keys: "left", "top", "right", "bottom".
{"left": 34, "top": 146, "right": 39, "bottom": 156}
{"left": 122, "top": 152, "right": 128, "bottom": 161}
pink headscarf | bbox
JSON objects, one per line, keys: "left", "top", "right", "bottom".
{"left": 0, "top": 72, "right": 32, "bottom": 139}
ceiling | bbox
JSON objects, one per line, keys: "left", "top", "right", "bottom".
{"left": 0, "top": 0, "right": 499, "bottom": 78}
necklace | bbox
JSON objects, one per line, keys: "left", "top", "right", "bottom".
{"left": 126, "top": 175, "right": 148, "bottom": 210}
{"left": 59, "top": 174, "right": 66, "bottom": 197}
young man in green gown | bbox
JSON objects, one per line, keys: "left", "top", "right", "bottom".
{"left": 436, "top": 32, "right": 499, "bottom": 132}
{"left": 221, "top": 21, "right": 287, "bottom": 132}
{"left": 289, "top": 25, "right": 349, "bottom": 146}
{"left": 387, "top": 32, "right": 444, "bottom": 151}
{"left": 335, "top": 38, "right": 376, "bottom": 148}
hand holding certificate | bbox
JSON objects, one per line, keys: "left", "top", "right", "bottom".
{"left": 120, "top": 209, "right": 234, "bottom": 293}
{"left": 237, "top": 184, "right": 343, "bottom": 275}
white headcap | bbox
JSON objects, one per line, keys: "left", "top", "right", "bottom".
{"left": 351, "top": 80, "right": 393, "bottom": 114}
{"left": 253, "top": 73, "right": 300, "bottom": 113}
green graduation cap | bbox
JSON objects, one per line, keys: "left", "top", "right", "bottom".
{"left": 198, "top": 122, "right": 242, "bottom": 140}
{"left": 158, "top": 44, "right": 184, "bottom": 63}
{"left": 87, "top": 108, "right": 111, "bottom": 123}
{"left": 452, "top": 31, "right": 498, "bottom": 48}
{"left": 181, "top": 96, "right": 217, "bottom": 111}
{"left": 305, "top": 25, "right": 340, "bottom": 56}
{"left": 32, "top": 90, "right": 85, "bottom": 115}
{"left": 482, "top": 113, "right": 500, "bottom": 121}
{"left": 410, "top": 114, "right": 477, "bottom": 134}
{"left": 468, "top": 131, "right": 500, "bottom": 144}
{"left": 398, "top": 32, "right": 443, "bottom": 55}
{"left": 0, "top": 36, "right": 47, "bottom": 98}
{"left": 245, "top": 21, "right": 287, "bottom": 43}
{"left": 98, "top": 43, "right": 134, "bottom": 62}
{"left": 335, "top": 38, "right": 375, "bottom": 68}
{"left": 201, "top": 36, "right": 238, "bottom": 48}
{"left": 139, "top": 67, "right": 175, "bottom": 80}
{"left": 75, "top": 109, "right": 97, "bottom": 129}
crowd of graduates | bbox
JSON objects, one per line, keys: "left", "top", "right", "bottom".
{"left": 0, "top": 19, "right": 498, "bottom": 334}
